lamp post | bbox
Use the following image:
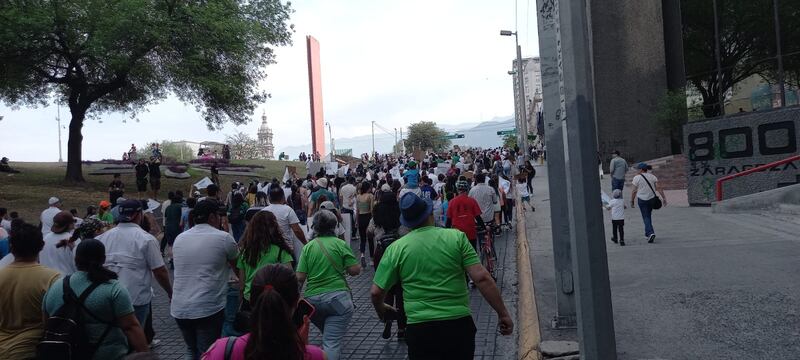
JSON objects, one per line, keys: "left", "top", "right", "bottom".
{"left": 507, "top": 69, "right": 523, "bottom": 148}
{"left": 57, "top": 104, "right": 63, "bottom": 163}
{"left": 501, "top": 29, "right": 529, "bottom": 158}
{"left": 371, "top": 121, "right": 376, "bottom": 160}
{"left": 325, "top": 122, "right": 333, "bottom": 160}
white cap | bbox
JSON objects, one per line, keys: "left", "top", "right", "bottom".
{"left": 48, "top": 197, "right": 61, "bottom": 206}
{"left": 381, "top": 184, "right": 392, "bottom": 192}
{"left": 316, "top": 177, "right": 328, "bottom": 188}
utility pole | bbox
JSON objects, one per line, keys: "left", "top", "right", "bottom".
{"left": 57, "top": 104, "right": 63, "bottom": 163}
{"left": 516, "top": 43, "right": 529, "bottom": 157}
{"left": 557, "top": 0, "right": 617, "bottom": 358}
{"left": 712, "top": 0, "right": 725, "bottom": 116}
{"left": 536, "top": 0, "right": 576, "bottom": 329}
{"left": 773, "top": 0, "right": 786, "bottom": 107}
{"left": 394, "top": 128, "right": 398, "bottom": 155}
{"left": 400, "top": 127, "right": 405, "bottom": 154}
{"left": 371, "top": 121, "right": 375, "bottom": 160}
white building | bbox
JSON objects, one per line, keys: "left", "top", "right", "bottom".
{"left": 257, "top": 111, "right": 275, "bottom": 160}
{"left": 512, "top": 57, "right": 542, "bottom": 135}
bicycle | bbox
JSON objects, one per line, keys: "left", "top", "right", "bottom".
{"left": 476, "top": 221, "right": 499, "bottom": 281}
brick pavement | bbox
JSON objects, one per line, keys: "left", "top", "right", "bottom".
{"left": 151, "top": 228, "right": 519, "bottom": 359}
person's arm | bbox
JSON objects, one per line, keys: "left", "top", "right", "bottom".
{"left": 296, "top": 272, "right": 307, "bottom": 287}
{"left": 466, "top": 263, "right": 513, "bottom": 335}
{"left": 656, "top": 181, "right": 668, "bottom": 206}
{"left": 291, "top": 223, "right": 307, "bottom": 245}
{"left": 307, "top": 200, "right": 315, "bottom": 218}
{"left": 118, "top": 312, "right": 149, "bottom": 353}
{"left": 346, "top": 263, "right": 362, "bottom": 276}
{"left": 630, "top": 187, "right": 638, "bottom": 208}
{"left": 369, "top": 284, "right": 395, "bottom": 320}
{"left": 152, "top": 266, "right": 172, "bottom": 299}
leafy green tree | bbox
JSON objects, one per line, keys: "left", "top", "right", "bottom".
{"left": 502, "top": 134, "right": 517, "bottom": 149}
{"left": 0, "top": 0, "right": 293, "bottom": 181}
{"left": 158, "top": 140, "right": 194, "bottom": 162}
{"left": 405, "top": 121, "right": 450, "bottom": 153}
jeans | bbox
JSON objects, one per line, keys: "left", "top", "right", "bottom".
{"left": 406, "top": 316, "right": 477, "bottom": 360}
{"left": 306, "top": 290, "right": 354, "bottom": 360}
{"left": 612, "top": 219, "right": 625, "bottom": 241}
{"left": 612, "top": 177, "right": 625, "bottom": 192}
{"left": 175, "top": 310, "right": 225, "bottom": 360}
{"left": 231, "top": 221, "right": 245, "bottom": 243}
{"left": 637, "top": 198, "right": 655, "bottom": 237}
{"left": 133, "top": 304, "right": 150, "bottom": 328}
{"left": 221, "top": 284, "right": 243, "bottom": 337}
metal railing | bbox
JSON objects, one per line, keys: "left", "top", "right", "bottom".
{"left": 715, "top": 154, "right": 800, "bottom": 201}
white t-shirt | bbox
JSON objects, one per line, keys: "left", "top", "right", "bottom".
{"left": 40, "top": 231, "right": 78, "bottom": 275}
{"left": 339, "top": 184, "right": 357, "bottom": 210}
{"left": 170, "top": 224, "right": 237, "bottom": 320}
{"left": 0, "top": 219, "right": 10, "bottom": 232}
{"left": 40, "top": 207, "right": 61, "bottom": 236}
{"left": 97, "top": 223, "right": 166, "bottom": 306}
{"left": 607, "top": 198, "right": 625, "bottom": 220}
{"left": 632, "top": 173, "right": 658, "bottom": 201}
{"left": 517, "top": 184, "right": 530, "bottom": 198}
{"left": 262, "top": 204, "right": 302, "bottom": 259}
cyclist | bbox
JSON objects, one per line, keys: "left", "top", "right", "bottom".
{"left": 446, "top": 180, "right": 485, "bottom": 253}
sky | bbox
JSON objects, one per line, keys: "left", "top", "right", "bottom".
{"left": 0, "top": 0, "right": 540, "bottom": 161}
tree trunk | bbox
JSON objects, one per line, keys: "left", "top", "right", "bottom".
{"left": 65, "top": 107, "right": 87, "bottom": 182}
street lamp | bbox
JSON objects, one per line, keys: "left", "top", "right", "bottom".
{"left": 325, "top": 121, "right": 333, "bottom": 160}
{"left": 500, "top": 29, "right": 529, "bottom": 158}
{"left": 371, "top": 121, "right": 375, "bottom": 160}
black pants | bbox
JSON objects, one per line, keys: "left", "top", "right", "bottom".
{"left": 503, "top": 199, "right": 514, "bottom": 224}
{"left": 406, "top": 316, "right": 477, "bottom": 360}
{"left": 612, "top": 219, "right": 625, "bottom": 241}
{"left": 385, "top": 284, "right": 407, "bottom": 329}
{"left": 358, "top": 213, "right": 374, "bottom": 257}
{"left": 526, "top": 176, "right": 534, "bottom": 193}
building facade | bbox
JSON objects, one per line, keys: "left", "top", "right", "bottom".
{"left": 257, "top": 112, "right": 275, "bottom": 160}
{"left": 512, "top": 57, "right": 542, "bottom": 138}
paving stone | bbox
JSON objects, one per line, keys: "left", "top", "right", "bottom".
{"left": 540, "top": 340, "right": 580, "bottom": 357}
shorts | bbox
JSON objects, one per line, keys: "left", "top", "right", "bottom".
{"left": 136, "top": 178, "right": 148, "bottom": 192}
{"left": 149, "top": 177, "right": 161, "bottom": 191}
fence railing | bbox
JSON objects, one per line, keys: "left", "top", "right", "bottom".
{"left": 715, "top": 154, "right": 800, "bottom": 201}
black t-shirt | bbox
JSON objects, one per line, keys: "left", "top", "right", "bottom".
{"left": 135, "top": 164, "right": 148, "bottom": 179}
{"left": 148, "top": 163, "right": 161, "bottom": 178}
{"left": 109, "top": 180, "right": 124, "bottom": 192}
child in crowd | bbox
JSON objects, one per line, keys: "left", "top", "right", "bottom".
{"left": 403, "top": 161, "right": 420, "bottom": 189}
{"left": 605, "top": 189, "right": 626, "bottom": 246}
{"left": 517, "top": 177, "right": 534, "bottom": 211}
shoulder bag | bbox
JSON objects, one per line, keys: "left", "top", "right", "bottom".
{"left": 640, "top": 175, "right": 663, "bottom": 210}
{"left": 316, "top": 239, "right": 354, "bottom": 305}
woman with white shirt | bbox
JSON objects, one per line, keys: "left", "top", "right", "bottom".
{"left": 40, "top": 211, "right": 79, "bottom": 275}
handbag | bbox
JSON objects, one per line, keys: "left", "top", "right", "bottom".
{"left": 640, "top": 174, "right": 663, "bottom": 210}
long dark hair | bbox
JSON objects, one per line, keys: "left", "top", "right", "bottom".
{"left": 373, "top": 192, "right": 400, "bottom": 231}
{"left": 75, "top": 239, "right": 118, "bottom": 283}
{"left": 239, "top": 211, "right": 292, "bottom": 268}
{"left": 359, "top": 181, "right": 372, "bottom": 194}
{"left": 245, "top": 265, "right": 304, "bottom": 360}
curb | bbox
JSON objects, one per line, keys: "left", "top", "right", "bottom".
{"left": 516, "top": 194, "right": 543, "bottom": 360}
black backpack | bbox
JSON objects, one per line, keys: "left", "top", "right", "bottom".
{"left": 37, "top": 275, "right": 114, "bottom": 360}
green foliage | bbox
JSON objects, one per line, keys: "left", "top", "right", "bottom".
{"left": 502, "top": 134, "right": 517, "bottom": 149}
{"left": 0, "top": 0, "right": 294, "bottom": 180}
{"left": 405, "top": 121, "right": 450, "bottom": 153}
{"left": 158, "top": 141, "right": 194, "bottom": 162}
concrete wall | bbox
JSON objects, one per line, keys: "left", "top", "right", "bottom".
{"left": 684, "top": 107, "right": 800, "bottom": 206}
{"left": 591, "top": 0, "right": 672, "bottom": 167}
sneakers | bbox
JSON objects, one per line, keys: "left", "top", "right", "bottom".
{"left": 382, "top": 321, "right": 392, "bottom": 339}
{"left": 648, "top": 234, "right": 656, "bottom": 243}
{"left": 610, "top": 237, "right": 618, "bottom": 244}
{"left": 360, "top": 255, "right": 367, "bottom": 267}
{"left": 619, "top": 240, "right": 625, "bottom": 246}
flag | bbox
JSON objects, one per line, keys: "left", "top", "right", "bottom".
{"left": 193, "top": 177, "right": 214, "bottom": 190}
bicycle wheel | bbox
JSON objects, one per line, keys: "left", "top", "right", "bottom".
{"left": 482, "top": 234, "right": 496, "bottom": 279}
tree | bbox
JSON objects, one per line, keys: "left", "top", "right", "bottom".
{"left": 158, "top": 141, "right": 194, "bottom": 162}
{"left": 0, "top": 0, "right": 293, "bottom": 181}
{"left": 225, "top": 131, "right": 262, "bottom": 160}
{"left": 405, "top": 121, "right": 450, "bottom": 153}
{"left": 681, "top": 0, "right": 772, "bottom": 118}
{"left": 502, "top": 134, "right": 517, "bottom": 149}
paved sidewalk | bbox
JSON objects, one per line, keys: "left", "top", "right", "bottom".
{"left": 527, "top": 163, "right": 800, "bottom": 359}
{"left": 151, "top": 229, "right": 519, "bottom": 359}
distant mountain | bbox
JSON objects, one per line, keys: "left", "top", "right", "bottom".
{"left": 277, "top": 116, "right": 515, "bottom": 157}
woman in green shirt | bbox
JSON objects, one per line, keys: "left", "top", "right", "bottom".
{"left": 297, "top": 210, "right": 361, "bottom": 360}
{"left": 236, "top": 211, "right": 294, "bottom": 308}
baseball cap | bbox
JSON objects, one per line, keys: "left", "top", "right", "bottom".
{"left": 456, "top": 180, "right": 470, "bottom": 191}
{"left": 319, "top": 201, "right": 337, "bottom": 211}
{"left": 117, "top": 199, "right": 143, "bottom": 222}
{"left": 51, "top": 211, "right": 75, "bottom": 234}
{"left": 99, "top": 200, "right": 111, "bottom": 209}
{"left": 48, "top": 197, "right": 61, "bottom": 206}
{"left": 637, "top": 162, "right": 649, "bottom": 170}
{"left": 316, "top": 177, "right": 328, "bottom": 188}
{"left": 381, "top": 184, "right": 392, "bottom": 192}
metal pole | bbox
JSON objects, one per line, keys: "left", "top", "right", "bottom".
{"left": 57, "top": 104, "right": 63, "bottom": 163}
{"left": 515, "top": 35, "right": 529, "bottom": 158}
{"left": 511, "top": 71, "right": 522, "bottom": 148}
{"left": 536, "top": 0, "right": 577, "bottom": 329}
{"left": 371, "top": 121, "right": 375, "bottom": 160}
{"left": 395, "top": 128, "right": 398, "bottom": 155}
{"left": 773, "top": 0, "right": 785, "bottom": 107}
{"left": 400, "top": 127, "right": 404, "bottom": 154}
{"left": 558, "top": 0, "right": 617, "bottom": 358}
{"left": 712, "top": 0, "right": 725, "bottom": 116}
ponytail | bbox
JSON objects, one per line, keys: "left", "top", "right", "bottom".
{"left": 85, "top": 260, "right": 118, "bottom": 283}
{"left": 244, "top": 288, "right": 304, "bottom": 360}
{"left": 74, "top": 239, "right": 118, "bottom": 284}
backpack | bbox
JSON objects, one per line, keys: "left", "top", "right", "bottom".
{"left": 37, "top": 275, "right": 114, "bottom": 360}
{"left": 229, "top": 203, "right": 244, "bottom": 224}
{"left": 374, "top": 230, "right": 400, "bottom": 264}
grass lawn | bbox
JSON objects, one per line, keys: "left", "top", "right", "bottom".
{"left": 0, "top": 160, "right": 307, "bottom": 222}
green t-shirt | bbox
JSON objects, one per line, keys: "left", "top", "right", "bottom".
{"left": 236, "top": 244, "right": 294, "bottom": 301}
{"left": 98, "top": 212, "right": 114, "bottom": 224}
{"left": 373, "top": 226, "right": 480, "bottom": 324}
{"left": 43, "top": 271, "right": 134, "bottom": 360}
{"left": 297, "top": 236, "right": 358, "bottom": 297}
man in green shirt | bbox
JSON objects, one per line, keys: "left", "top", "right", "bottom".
{"left": 371, "top": 192, "right": 513, "bottom": 360}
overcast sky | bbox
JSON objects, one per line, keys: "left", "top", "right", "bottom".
{"left": 0, "top": 0, "right": 540, "bottom": 161}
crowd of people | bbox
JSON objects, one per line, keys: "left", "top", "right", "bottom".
{"left": 0, "top": 146, "right": 536, "bottom": 360}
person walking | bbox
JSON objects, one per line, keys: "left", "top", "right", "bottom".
{"left": 42, "top": 239, "right": 149, "bottom": 359}
{"left": 370, "top": 191, "right": 407, "bottom": 340}
{"left": 371, "top": 193, "right": 513, "bottom": 359}
{"left": 263, "top": 187, "right": 307, "bottom": 262}
{"left": 296, "top": 210, "right": 361, "bottom": 360}
{"left": 109, "top": 173, "right": 125, "bottom": 205}
{"left": 40, "top": 196, "right": 62, "bottom": 236}
{"left": 236, "top": 211, "right": 294, "bottom": 307}
{"left": 631, "top": 163, "right": 667, "bottom": 243}
{"left": 609, "top": 150, "right": 629, "bottom": 192}
{"left": 228, "top": 193, "right": 249, "bottom": 243}
{"left": 170, "top": 199, "right": 238, "bottom": 360}
{"left": 605, "top": 189, "right": 627, "bottom": 246}
{"left": 39, "top": 211, "right": 79, "bottom": 275}
{"left": 0, "top": 222, "right": 60, "bottom": 359}
{"left": 447, "top": 180, "right": 485, "bottom": 252}
{"left": 96, "top": 200, "right": 173, "bottom": 329}
{"left": 355, "top": 181, "right": 374, "bottom": 267}
{"left": 338, "top": 177, "right": 358, "bottom": 240}
{"left": 134, "top": 159, "right": 149, "bottom": 199}
{"left": 202, "top": 265, "right": 325, "bottom": 360}
{"left": 148, "top": 157, "right": 162, "bottom": 200}
{"left": 468, "top": 173, "right": 498, "bottom": 227}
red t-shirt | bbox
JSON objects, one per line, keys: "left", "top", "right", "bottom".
{"left": 446, "top": 194, "right": 482, "bottom": 240}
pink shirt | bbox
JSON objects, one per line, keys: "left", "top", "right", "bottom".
{"left": 203, "top": 334, "right": 325, "bottom": 360}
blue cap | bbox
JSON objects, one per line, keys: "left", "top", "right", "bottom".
{"left": 399, "top": 192, "right": 433, "bottom": 228}
{"left": 637, "top": 162, "right": 649, "bottom": 170}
